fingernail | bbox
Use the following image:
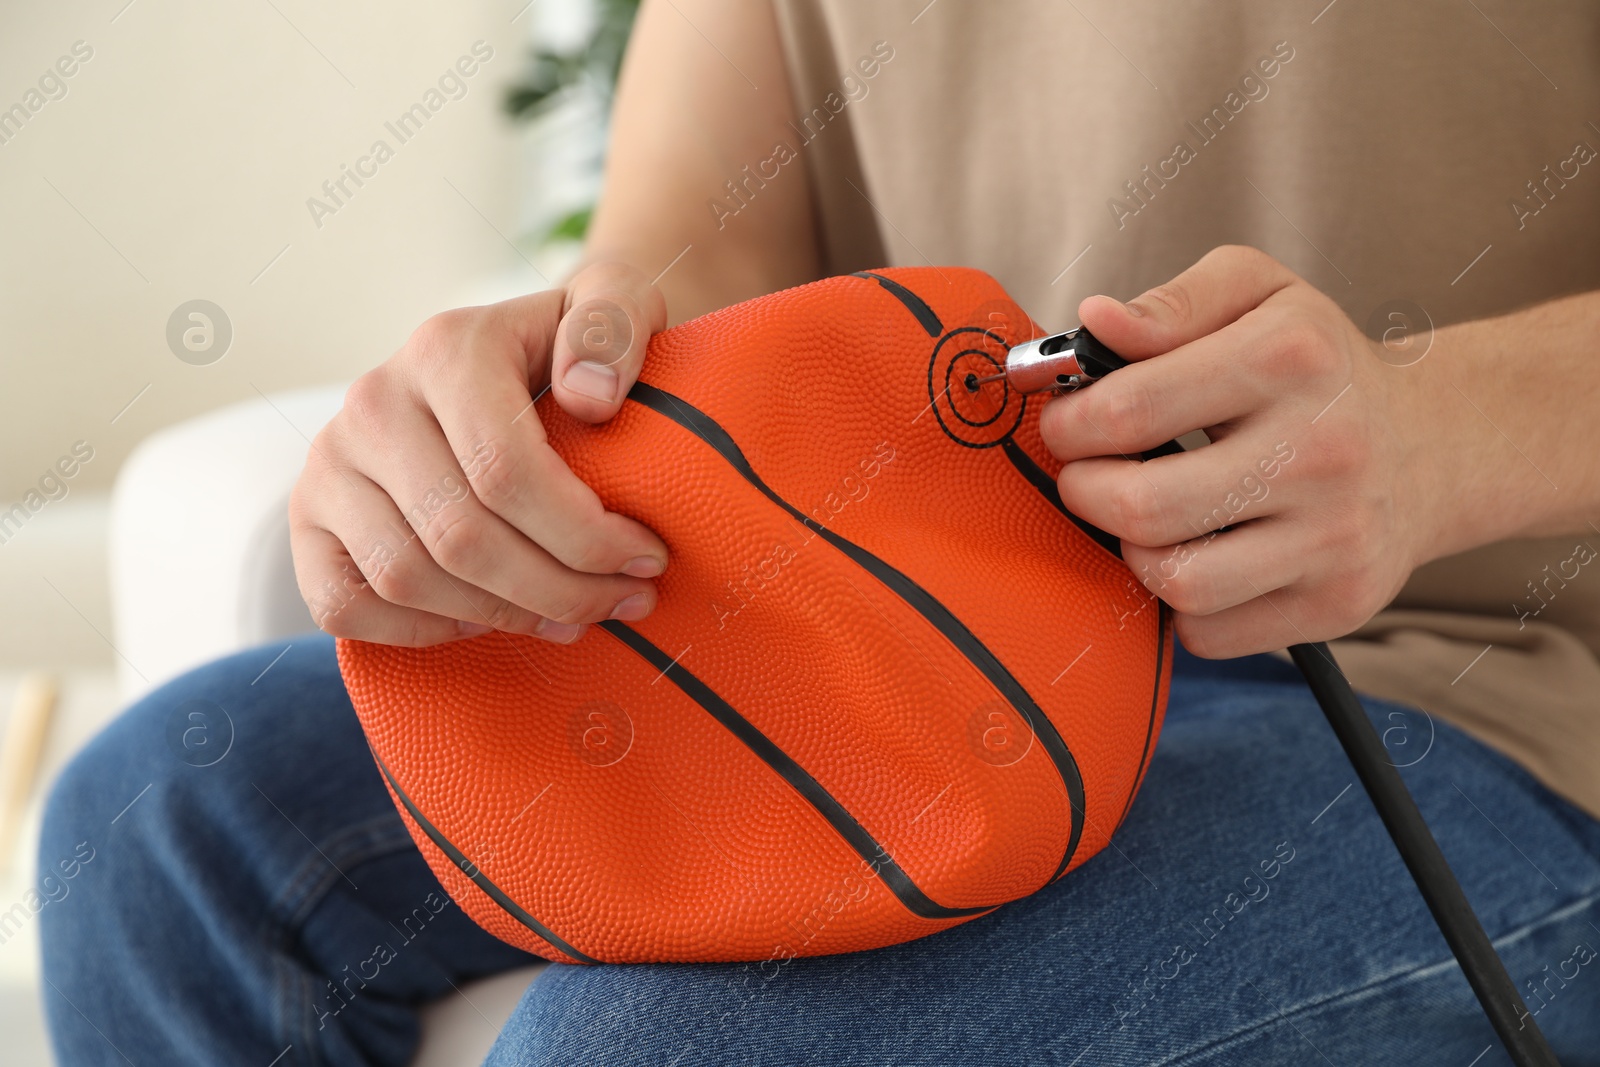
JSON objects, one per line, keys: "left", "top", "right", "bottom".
{"left": 621, "top": 555, "right": 665, "bottom": 578}
{"left": 1122, "top": 300, "right": 1145, "bottom": 318}
{"left": 608, "top": 592, "right": 652, "bottom": 621}
{"left": 563, "top": 359, "right": 618, "bottom": 403}
{"left": 535, "top": 618, "right": 585, "bottom": 644}
{"left": 457, "top": 621, "right": 493, "bottom": 637}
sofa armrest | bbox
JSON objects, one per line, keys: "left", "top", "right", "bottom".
{"left": 108, "top": 385, "right": 348, "bottom": 701}
{"left": 106, "top": 383, "right": 553, "bottom": 1063}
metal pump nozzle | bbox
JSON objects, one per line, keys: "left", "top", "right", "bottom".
{"left": 970, "top": 326, "right": 1131, "bottom": 394}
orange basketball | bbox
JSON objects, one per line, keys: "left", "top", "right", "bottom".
{"left": 337, "top": 267, "right": 1172, "bottom": 965}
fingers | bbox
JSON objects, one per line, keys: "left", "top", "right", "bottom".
{"left": 1172, "top": 587, "right": 1333, "bottom": 661}
{"left": 1077, "top": 245, "right": 1296, "bottom": 360}
{"left": 1123, "top": 518, "right": 1317, "bottom": 660}
{"left": 292, "top": 264, "right": 675, "bottom": 650}
{"left": 1037, "top": 320, "right": 1265, "bottom": 460}
{"left": 1123, "top": 519, "right": 1303, "bottom": 622}
{"left": 1057, "top": 433, "right": 1296, "bottom": 548}
{"left": 417, "top": 351, "right": 671, "bottom": 579}
{"left": 1048, "top": 244, "right": 1406, "bottom": 660}
{"left": 337, "top": 406, "right": 659, "bottom": 626}
{"left": 290, "top": 522, "right": 491, "bottom": 647}
{"left": 1042, "top": 283, "right": 1349, "bottom": 463}
{"left": 1128, "top": 508, "right": 1402, "bottom": 659}
{"left": 549, "top": 261, "right": 668, "bottom": 423}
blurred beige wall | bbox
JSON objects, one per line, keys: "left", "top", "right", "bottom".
{"left": 0, "top": 0, "right": 546, "bottom": 501}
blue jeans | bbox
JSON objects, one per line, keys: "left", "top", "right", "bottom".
{"left": 39, "top": 635, "right": 1600, "bottom": 1066}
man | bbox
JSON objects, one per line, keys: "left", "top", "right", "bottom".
{"left": 42, "top": 1, "right": 1600, "bottom": 1063}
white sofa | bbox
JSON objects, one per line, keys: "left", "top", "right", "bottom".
{"left": 108, "top": 385, "right": 546, "bottom": 1066}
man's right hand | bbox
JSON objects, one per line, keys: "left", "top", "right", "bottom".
{"left": 289, "top": 261, "right": 670, "bottom": 647}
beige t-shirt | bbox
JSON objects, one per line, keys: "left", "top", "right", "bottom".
{"left": 769, "top": 0, "right": 1600, "bottom": 816}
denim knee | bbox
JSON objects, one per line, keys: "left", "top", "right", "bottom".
{"left": 37, "top": 638, "right": 360, "bottom": 954}
{"left": 36, "top": 659, "right": 241, "bottom": 947}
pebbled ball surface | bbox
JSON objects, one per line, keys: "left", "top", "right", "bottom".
{"left": 338, "top": 267, "right": 1172, "bottom": 964}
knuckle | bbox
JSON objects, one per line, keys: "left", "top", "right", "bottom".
{"left": 408, "top": 308, "right": 468, "bottom": 351}
{"left": 405, "top": 308, "right": 482, "bottom": 374}
{"left": 1340, "top": 430, "right": 1375, "bottom": 472}
{"left": 1302, "top": 431, "right": 1369, "bottom": 479}
{"left": 1341, "top": 515, "right": 1381, "bottom": 572}
{"left": 1037, "top": 397, "right": 1069, "bottom": 452}
{"left": 316, "top": 609, "right": 358, "bottom": 639}
{"left": 1174, "top": 616, "right": 1220, "bottom": 659}
{"left": 299, "top": 561, "right": 370, "bottom": 634}
{"left": 366, "top": 555, "right": 424, "bottom": 606}
{"left": 479, "top": 598, "right": 524, "bottom": 633}
{"left": 464, "top": 441, "right": 525, "bottom": 512}
{"left": 287, "top": 481, "right": 315, "bottom": 527}
{"left": 1096, "top": 382, "right": 1155, "bottom": 451}
{"left": 556, "top": 518, "right": 617, "bottom": 574}
{"left": 1212, "top": 244, "right": 1286, "bottom": 286}
{"left": 1277, "top": 321, "right": 1317, "bottom": 357}
{"left": 1317, "top": 527, "right": 1390, "bottom": 625}
{"left": 424, "top": 509, "right": 486, "bottom": 574}
{"left": 1328, "top": 573, "right": 1384, "bottom": 632}
{"left": 580, "top": 260, "right": 651, "bottom": 291}
{"left": 306, "top": 583, "right": 362, "bottom": 635}
{"left": 341, "top": 371, "right": 395, "bottom": 432}
{"left": 574, "top": 262, "right": 663, "bottom": 322}
{"left": 1213, "top": 244, "right": 1268, "bottom": 270}
{"left": 1141, "top": 282, "right": 1192, "bottom": 323}
{"left": 540, "top": 588, "right": 597, "bottom": 627}
{"left": 1268, "top": 321, "right": 1329, "bottom": 377}
{"left": 1111, "top": 477, "right": 1164, "bottom": 544}
{"left": 1158, "top": 568, "right": 1208, "bottom": 616}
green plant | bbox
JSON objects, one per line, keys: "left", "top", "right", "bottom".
{"left": 504, "top": 0, "right": 640, "bottom": 242}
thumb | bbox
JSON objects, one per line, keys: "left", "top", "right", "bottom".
{"left": 1077, "top": 245, "right": 1294, "bottom": 361}
{"left": 550, "top": 261, "right": 669, "bottom": 423}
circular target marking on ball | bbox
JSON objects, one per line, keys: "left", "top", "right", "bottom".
{"left": 927, "top": 327, "right": 1025, "bottom": 448}
{"left": 944, "top": 349, "right": 1007, "bottom": 428}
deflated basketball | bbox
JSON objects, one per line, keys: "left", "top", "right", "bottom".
{"left": 337, "top": 267, "right": 1172, "bottom": 964}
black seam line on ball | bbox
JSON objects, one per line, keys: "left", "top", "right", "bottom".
{"left": 999, "top": 439, "right": 1123, "bottom": 560}
{"left": 370, "top": 751, "right": 601, "bottom": 964}
{"left": 851, "top": 271, "right": 943, "bottom": 337}
{"left": 862, "top": 265, "right": 1172, "bottom": 866}
{"left": 997, "top": 440, "right": 1177, "bottom": 864}
{"left": 625, "top": 380, "right": 1087, "bottom": 885}
{"left": 999, "top": 440, "right": 1187, "bottom": 561}
{"left": 1114, "top": 601, "right": 1169, "bottom": 835}
{"left": 598, "top": 621, "right": 991, "bottom": 922}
